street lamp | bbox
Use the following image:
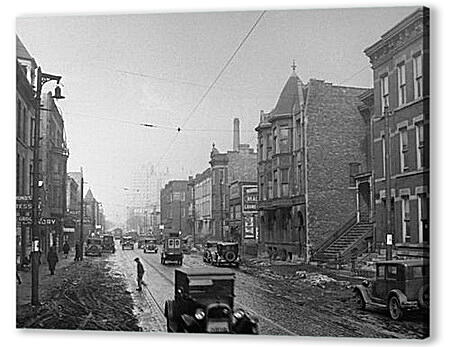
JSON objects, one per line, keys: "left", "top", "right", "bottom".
{"left": 31, "top": 67, "right": 64, "bottom": 306}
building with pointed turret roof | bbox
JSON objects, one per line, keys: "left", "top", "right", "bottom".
{"left": 256, "top": 63, "right": 370, "bottom": 262}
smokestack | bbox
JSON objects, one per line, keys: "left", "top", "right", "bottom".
{"left": 233, "top": 118, "right": 240, "bottom": 152}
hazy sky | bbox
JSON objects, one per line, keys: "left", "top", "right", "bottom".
{"left": 16, "top": 6, "right": 417, "bottom": 223}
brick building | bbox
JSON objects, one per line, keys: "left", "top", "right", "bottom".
{"left": 160, "top": 180, "right": 189, "bottom": 235}
{"left": 63, "top": 174, "right": 79, "bottom": 246}
{"left": 16, "top": 36, "right": 37, "bottom": 263}
{"left": 209, "top": 118, "right": 257, "bottom": 240}
{"left": 188, "top": 168, "right": 212, "bottom": 241}
{"left": 256, "top": 66, "right": 370, "bottom": 261}
{"left": 40, "top": 92, "right": 69, "bottom": 253}
{"left": 364, "top": 7, "right": 429, "bottom": 257}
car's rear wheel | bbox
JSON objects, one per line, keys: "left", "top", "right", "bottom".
{"left": 388, "top": 295, "right": 403, "bottom": 320}
{"left": 354, "top": 290, "right": 366, "bottom": 310}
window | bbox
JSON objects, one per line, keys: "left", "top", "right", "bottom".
{"left": 279, "top": 125, "right": 289, "bottom": 153}
{"left": 381, "top": 74, "right": 389, "bottom": 111}
{"left": 235, "top": 204, "right": 241, "bottom": 219}
{"left": 418, "top": 193, "right": 429, "bottom": 243}
{"left": 30, "top": 118, "right": 35, "bottom": 147}
{"left": 381, "top": 135, "right": 386, "bottom": 178}
{"left": 397, "top": 63, "right": 406, "bottom": 105}
{"left": 22, "top": 157, "right": 26, "bottom": 196}
{"left": 297, "top": 164, "right": 302, "bottom": 193}
{"left": 402, "top": 196, "right": 411, "bottom": 243}
{"left": 259, "top": 138, "right": 264, "bottom": 161}
{"left": 29, "top": 164, "right": 33, "bottom": 194}
{"left": 260, "top": 180, "right": 265, "bottom": 201}
{"left": 416, "top": 122, "right": 424, "bottom": 169}
{"left": 16, "top": 154, "right": 20, "bottom": 195}
{"left": 376, "top": 265, "right": 385, "bottom": 279}
{"left": 17, "top": 100, "right": 22, "bottom": 140}
{"left": 413, "top": 54, "right": 423, "bottom": 99}
{"left": 268, "top": 180, "right": 273, "bottom": 200}
{"left": 386, "top": 265, "right": 398, "bottom": 279}
{"left": 400, "top": 127, "right": 408, "bottom": 172}
{"left": 267, "top": 134, "right": 272, "bottom": 158}
{"left": 281, "top": 168, "right": 289, "bottom": 197}
{"left": 273, "top": 170, "right": 278, "bottom": 198}
{"left": 273, "top": 128, "right": 277, "bottom": 154}
{"left": 22, "top": 107, "right": 27, "bottom": 143}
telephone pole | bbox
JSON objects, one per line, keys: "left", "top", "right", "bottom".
{"left": 79, "top": 167, "right": 84, "bottom": 260}
{"left": 384, "top": 106, "right": 393, "bottom": 260}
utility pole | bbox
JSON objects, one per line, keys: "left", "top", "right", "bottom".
{"left": 384, "top": 106, "right": 393, "bottom": 260}
{"left": 31, "top": 67, "right": 63, "bottom": 306}
{"left": 79, "top": 167, "right": 84, "bottom": 261}
{"left": 220, "top": 171, "right": 224, "bottom": 241}
{"left": 179, "top": 198, "right": 182, "bottom": 234}
{"left": 192, "top": 182, "right": 196, "bottom": 246}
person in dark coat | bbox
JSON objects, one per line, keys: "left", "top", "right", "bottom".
{"left": 62, "top": 241, "right": 70, "bottom": 259}
{"left": 74, "top": 242, "right": 81, "bottom": 261}
{"left": 134, "top": 257, "right": 145, "bottom": 291}
{"left": 47, "top": 246, "right": 59, "bottom": 275}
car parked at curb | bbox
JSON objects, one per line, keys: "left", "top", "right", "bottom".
{"left": 352, "top": 259, "right": 429, "bottom": 320}
{"left": 211, "top": 242, "right": 240, "bottom": 268}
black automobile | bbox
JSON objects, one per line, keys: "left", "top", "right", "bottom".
{"left": 164, "top": 268, "right": 258, "bottom": 334}
{"left": 353, "top": 259, "right": 429, "bottom": 320}
{"left": 211, "top": 242, "right": 240, "bottom": 267}
{"left": 85, "top": 237, "right": 102, "bottom": 257}
{"left": 121, "top": 236, "right": 134, "bottom": 250}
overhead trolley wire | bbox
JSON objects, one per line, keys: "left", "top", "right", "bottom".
{"left": 153, "top": 10, "right": 267, "bottom": 168}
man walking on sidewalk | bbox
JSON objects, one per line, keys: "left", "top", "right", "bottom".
{"left": 47, "top": 246, "right": 59, "bottom": 275}
{"left": 134, "top": 257, "right": 145, "bottom": 291}
{"left": 63, "top": 241, "right": 70, "bottom": 259}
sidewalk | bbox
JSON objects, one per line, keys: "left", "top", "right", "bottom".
{"left": 16, "top": 251, "right": 74, "bottom": 306}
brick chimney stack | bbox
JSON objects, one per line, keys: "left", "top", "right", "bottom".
{"left": 233, "top": 118, "right": 240, "bottom": 152}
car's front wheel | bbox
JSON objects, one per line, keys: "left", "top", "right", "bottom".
{"left": 354, "top": 290, "right": 366, "bottom": 310}
{"left": 388, "top": 295, "right": 403, "bottom": 320}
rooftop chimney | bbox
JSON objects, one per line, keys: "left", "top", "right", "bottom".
{"left": 233, "top": 118, "right": 240, "bottom": 152}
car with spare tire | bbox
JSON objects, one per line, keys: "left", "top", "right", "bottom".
{"left": 211, "top": 242, "right": 240, "bottom": 268}
{"left": 352, "top": 259, "right": 429, "bottom": 320}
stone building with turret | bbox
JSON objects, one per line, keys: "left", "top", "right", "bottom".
{"left": 256, "top": 63, "right": 370, "bottom": 262}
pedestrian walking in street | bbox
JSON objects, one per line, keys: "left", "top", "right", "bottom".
{"left": 134, "top": 257, "right": 146, "bottom": 291}
{"left": 47, "top": 246, "right": 59, "bottom": 275}
{"left": 63, "top": 241, "right": 70, "bottom": 259}
{"left": 74, "top": 241, "right": 81, "bottom": 261}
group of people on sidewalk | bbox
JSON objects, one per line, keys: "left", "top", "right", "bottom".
{"left": 17, "top": 242, "right": 147, "bottom": 293}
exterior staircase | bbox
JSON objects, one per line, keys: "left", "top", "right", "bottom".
{"left": 312, "top": 216, "right": 373, "bottom": 264}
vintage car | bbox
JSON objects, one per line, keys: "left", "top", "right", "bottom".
{"left": 161, "top": 230, "right": 183, "bottom": 265}
{"left": 203, "top": 241, "right": 218, "bottom": 263}
{"left": 211, "top": 242, "right": 240, "bottom": 267}
{"left": 143, "top": 238, "right": 158, "bottom": 253}
{"left": 137, "top": 236, "right": 147, "bottom": 249}
{"left": 353, "top": 259, "right": 429, "bottom": 320}
{"left": 164, "top": 268, "right": 258, "bottom": 334}
{"left": 85, "top": 237, "right": 103, "bottom": 257}
{"left": 121, "top": 236, "right": 135, "bottom": 250}
{"left": 101, "top": 234, "right": 115, "bottom": 253}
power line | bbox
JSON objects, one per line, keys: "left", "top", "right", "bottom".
{"left": 180, "top": 10, "right": 266, "bottom": 129}
{"left": 339, "top": 64, "right": 370, "bottom": 85}
{"left": 65, "top": 111, "right": 255, "bottom": 133}
{"left": 153, "top": 10, "right": 266, "bottom": 171}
